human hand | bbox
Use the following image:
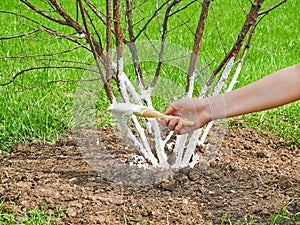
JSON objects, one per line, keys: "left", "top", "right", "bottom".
{"left": 163, "top": 98, "right": 211, "bottom": 135}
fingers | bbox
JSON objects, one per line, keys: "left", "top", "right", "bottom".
{"left": 164, "top": 106, "right": 173, "bottom": 115}
{"left": 174, "top": 122, "right": 183, "bottom": 135}
{"left": 165, "top": 106, "right": 178, "bottom": 118}
{"left": 163, "top": 104, "right": 183, "bottom": 134}
{"left": 167, "top": 117, "right": 179, "bottom": 131}
{"left": 163, "top": 99, "right": 199, "bottom": 134}
{"left": 163, "top": 117, "right": 183, "bottom": 135}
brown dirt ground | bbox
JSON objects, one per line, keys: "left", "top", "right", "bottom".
{"left": 0, "top": 125, "right": 299, "bottom": 224}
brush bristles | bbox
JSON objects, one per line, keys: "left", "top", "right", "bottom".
{"left": 140, "top": 108, "right": 164, "bottom": 118}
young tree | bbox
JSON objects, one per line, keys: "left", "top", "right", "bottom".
{"left": 0, "top": 0, "right": 286, "bottom": 173}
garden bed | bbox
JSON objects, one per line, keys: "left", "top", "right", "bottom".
{"left": 0, "top": 125, "right": 299, "bottom": 224}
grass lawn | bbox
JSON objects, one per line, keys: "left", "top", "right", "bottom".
{"left": 0, "top": 0, "right": 299, "bottom": 152}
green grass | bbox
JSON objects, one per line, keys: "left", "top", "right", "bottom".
{"left": 232, "top": 0, "right": 300, "bottom": 147}
{"left": 0, "top": 200, "right": 66, "bottom": 225}
{"left": 0, "top": 0, "right": 299, "bottom": 151}
{"left": 0, "top": 0, "right": 92, "bottom": 151}
{"left": 219, "top": 204, "right": 300, "bottom": 225}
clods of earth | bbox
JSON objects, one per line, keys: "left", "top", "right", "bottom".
{"left": 0, "top": 126, "right": 299, "bottom": 224}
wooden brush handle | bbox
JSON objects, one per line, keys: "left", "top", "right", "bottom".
{"left": 162, "top": 115, "right": 195, "bottom": 126}
{"left": 140, "top": 108, "right": 195, "bottom": 126}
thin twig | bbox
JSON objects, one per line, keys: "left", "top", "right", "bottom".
{"left": 156, "top": 0, "right": 163, "bottom": 36}
{"left": 258, "top": 0, "right": 287, "bottom": 16}
{"left": 0, "top": 29, "right": 39, "bottom": 40}
{"left": 134, "top": 0, "right": 171, "bottom": 41}
{"left": 32, "top": 58, "right": 95, "bottom": 67}
{"left": 12, "top": 77, "right": 101, "bottom": 93}
{"left": 211, "top": 6, "right": 227, "bottom": 55}
{"left": 0, "top": 66, "right": 98, "bottom": 87}
{"left": 169, "top": 12, "right": 197, "bottom": 35}
{"left": 84, "top": 0, "right": 106, "bottom": 24}
{"left": 0, "top": 45, "right": 85, "bottom": 59}
{"left": 40, "top": 28, "right": 91, "bottom": 52}
{"left": 0, "top": 10, "right": 90, "bottom": 52}
{"left": 85, "top": 8, "right": 103, "bottom": 51}
{"left": 169, "top": 0, "right": 199, "bottom": 17}
{"left": 0, "top": 10, "right": 54, "bottom": 33}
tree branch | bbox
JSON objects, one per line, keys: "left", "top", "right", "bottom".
{"left": 134, "top": 0, "right": 171, "bottom": 41}
{"left": 150, "top": 0, "right": 181, "bottom": 89}
{"left": 84, "top": 0, "right": 106, "bottom": 25}
{"left": 185, "top": 0, "right": 211, "bottom": 97}
{"left": 126, "top": 0, "right": 135, "bottom": 42}
{"left": 43, "top": 0, "right": 105, "bottom": 58}
{"left": 20, "top": 0, "right": 69, "bottom": 26}
{"left": 126, "top": 0, "right": 144, "bottom": 90}
{"left": 106, "top": 0, "right": 113, "bottom": 81}
{"left": 47, "top": 0, "right": 85, "bottom": 33}
{"left": 40, "top": 28, "right": 91, "bottom": 52}
{"left": 78, "top": 0, "right": 114, "bottom": 102}
{"left": 204, "top": 0, "right": 264, "bottom": 90}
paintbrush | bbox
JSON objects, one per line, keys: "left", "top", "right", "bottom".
{"left": 108, "top": 103, "right": 195, "bottom": 126}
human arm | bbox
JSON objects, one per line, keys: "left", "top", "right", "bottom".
{"left": 165, "top": 63, "right": 300, "bottom": 134}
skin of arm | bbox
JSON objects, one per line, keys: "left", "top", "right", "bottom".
{"left": 165, "top": 63, "right": 300, "bottom": 134}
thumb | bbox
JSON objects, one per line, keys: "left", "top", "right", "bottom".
{"left": 164, "top": 104, "right": 179, "bottom": 116}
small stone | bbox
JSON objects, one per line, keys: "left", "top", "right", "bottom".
{"left": 97, "top": 196, "right": 124, "bottom": 206}
{"left": 182, "top": 198, "right": 189, "bottom": 205}
{"left": 257, "top": 150, "right": 271, "bottom": 158}
{"left": 197, "top": 159, "right": 210, "bottom": 171}
{"left": 71, "top": 200, "right": 83, "bottom": 208}
{"left": 87, "top": 177, "right": 96, "bottom": 182}
{"left": 67, "top": 208, "right": 77, "bottom": 217}
{"left": 160, "top": 177, "right": 176, "bottom": 191}
{"left": 174, "top": 173, "right": 189, "bottom": 183}
{"left": 230, "top": 119, "right": 244, "bottom": 126}
{"left": 243, "top": 142, "right": 252, "bottom": 150}
{"left": 199, "top": 179, "right": 205, "bottom": 185}
{"left": 69, "top": 178, "right": 77, "bottom": 182}
{"left": 188, "top": 169, "right": 201, "bottom": 181}
{"left": 30, "top": 139, "right": 42, "bottom": 145}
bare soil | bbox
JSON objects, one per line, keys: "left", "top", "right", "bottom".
{"left": 0, "top": 126, "right": 299, "bottom": 224}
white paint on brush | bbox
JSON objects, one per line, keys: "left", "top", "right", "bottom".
{"left": 108, "top": 103, "right": 144, "bottom": 115}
